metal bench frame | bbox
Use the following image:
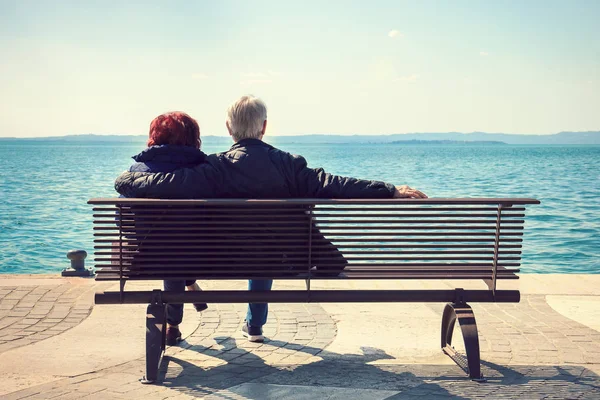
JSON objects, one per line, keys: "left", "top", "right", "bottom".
{"left": 89, "top": 198, "right": 539, "bottom": 383}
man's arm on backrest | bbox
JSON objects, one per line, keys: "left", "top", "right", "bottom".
{"left": 289, "top": 154, "right": 396, "bottom": 199}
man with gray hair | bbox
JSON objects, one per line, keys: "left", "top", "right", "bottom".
{"left": 115, "top": 94, "right": 426, "bottom": 343}
{"left": 226, "top": 95, "right": 268, "bottom": 142}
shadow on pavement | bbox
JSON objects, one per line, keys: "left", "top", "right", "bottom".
{"left": 155, "top": 339, "right": 600, "bottom": 399}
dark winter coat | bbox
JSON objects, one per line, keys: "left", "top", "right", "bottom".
{"left": 128, "top": 144, "right": 207, "bottom": 173}
{"left": 115, "top": 139, "right": 395, "bottom": 199}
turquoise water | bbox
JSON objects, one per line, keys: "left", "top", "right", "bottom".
{"left": 0, "top": 139, "right": 599, "bottom": 274}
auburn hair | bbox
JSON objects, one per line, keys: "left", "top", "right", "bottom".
{"left": 147, "top": 112, "right": 201, "bottom": 148}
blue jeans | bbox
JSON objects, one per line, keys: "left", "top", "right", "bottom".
{"left": 163, "top": 280, "right": 195, "bottom": 325}
{"left": 246, "top": 279, "right": 273, "bottom": 327}
{"left": 165, "top": 279, "right": 272, "bottom": 326}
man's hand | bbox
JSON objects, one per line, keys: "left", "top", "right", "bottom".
{"left": 393, "top": 185, "right": 428, "bottom": 199}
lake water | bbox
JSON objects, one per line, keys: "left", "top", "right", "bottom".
{"left": 0, "top": 138, "right": 598, "bottom": 274}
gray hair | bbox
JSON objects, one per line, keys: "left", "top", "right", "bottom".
{"left": 226, "top": 95, "right": 267, "bottom": 142}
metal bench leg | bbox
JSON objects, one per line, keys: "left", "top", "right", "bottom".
{"left": 441, "top": 302, "right": 485, "bottom": 381}
{"left": 141, "top": 301, "right": 167, "bottom": 384}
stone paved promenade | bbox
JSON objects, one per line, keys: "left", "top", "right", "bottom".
{"left": 1, "top": 274, "right": 600, "bottom": 399}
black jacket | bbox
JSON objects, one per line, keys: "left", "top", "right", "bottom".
{"left": 128, "top": 145, "right": 206, "bottom": 173}
{"left": 115, "top": 138, "right": 395, "bottom": 199}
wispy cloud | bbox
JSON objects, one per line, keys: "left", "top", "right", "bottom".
{"left": 393, "top": 73, "right": 419, "bottom": 83}
{"left": 240, "top": 70, "right": 281, "bottom": 85}
{"left": 240, "top": 79, "right": 273, "bottom": 86}
{"left": 191, "top": 73, "right": 209, "bottom": 79}
{"left": 479, "top": 51, "right": 489, "bottom": 56}
{"left": 242, "top": 72, "right": 268, "bottom": 78}
{"left": 388, "top": 29, "right": 403, "bottom": 38}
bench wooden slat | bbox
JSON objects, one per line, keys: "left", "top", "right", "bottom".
{"left": 94, "top": 234, "right": 523, "bottom": 245}
{"left": 93, "top": 219, "right": 526, "bottom": 226}
{"left": 94, "top": 250, "right": 522, "bottom": 256}
{"left": 95, "top": 255, "right": 522, "bottom": 262}
{"left": 94, "top": 272, "right": 519, "bottom": 281}
{"left": 94, "top": 243, "right": 522, "bottom": 249}
{"left": 88, "top": 197, "right": 540, "bottom": 205}
{"left": 93, "top": 206, "right": 528, "bottom": 213}
{"left": 94, "top": 264, "right": 521, "bottom": 272}
{"left": 94, "top": 223, "right": 525, "bottom": 229}
{"left": 99, "top": 226, "right": 525, "bottom": 234}
{"left": 94, "top": 267, "right": 520, "bottom": 274}
{"left": 94, "top": 289, "right": 521, "bottom": 304}
{"left": 93, "top": 231, "right": 524, "bottom": 237}
{"left": 94, "top": 214, "right": 527, "bottom": 220}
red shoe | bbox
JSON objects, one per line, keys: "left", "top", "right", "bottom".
{"left": 166, "top": 326, "right": 182, "bottom": 346}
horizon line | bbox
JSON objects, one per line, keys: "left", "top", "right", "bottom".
{"left": 2, "top": 130, "right": 600, "bottom": 140}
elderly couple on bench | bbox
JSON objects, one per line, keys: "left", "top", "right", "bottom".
{"left": 115, "top": 95, "right": 427, "bottom": 346}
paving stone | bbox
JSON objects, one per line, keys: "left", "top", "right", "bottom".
{"left": 0, "top": 388, "right": 44, "bottom": 400}
{"left": 27, "top": 311, "right": 51, "bottom": 318}
{"left": 19, "top": 317, "right": 42, "bottom": 324}
{"left": 23, "top": 325, "right": 48, "bottom": 333}
{"left": 6, "top": 310, "right": 29, "bottom": 317}
{"left": 4, "top": 293, "right": 29, "bottom": 301}
{"left": 1, "top": 334, "right": 26, "bottom": 341}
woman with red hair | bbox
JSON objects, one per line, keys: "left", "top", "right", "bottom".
{"left": 147, "top": 111, "right": 201, "bottom": 149}
{"left": 126, "top": 111, "right": 208, "bottom": 345}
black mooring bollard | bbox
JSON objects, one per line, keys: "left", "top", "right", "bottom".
{"left": 62, "top": 249, "right": 94, "bottom": 277}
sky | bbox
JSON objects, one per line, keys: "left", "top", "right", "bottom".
{"left": 0, "top": 0, "right": 599, "bottom": 138}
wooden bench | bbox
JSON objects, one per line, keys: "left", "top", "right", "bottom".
{"left": 89, "top": 197, "right": 539, "bottom": 383}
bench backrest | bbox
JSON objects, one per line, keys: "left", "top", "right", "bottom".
{"left": 89, "top": 198, "right": 539, "bottom": 289}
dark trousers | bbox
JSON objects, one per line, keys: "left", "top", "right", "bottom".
{"left": 163, "top": 279, "right": 195, "bottom": 325}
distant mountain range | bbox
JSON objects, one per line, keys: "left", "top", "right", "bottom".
{"left": 390, "top": 140, "right": 505, "bottom": 145}
{"left": 2, "top": 131, "right": 599, "bottom": 145}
